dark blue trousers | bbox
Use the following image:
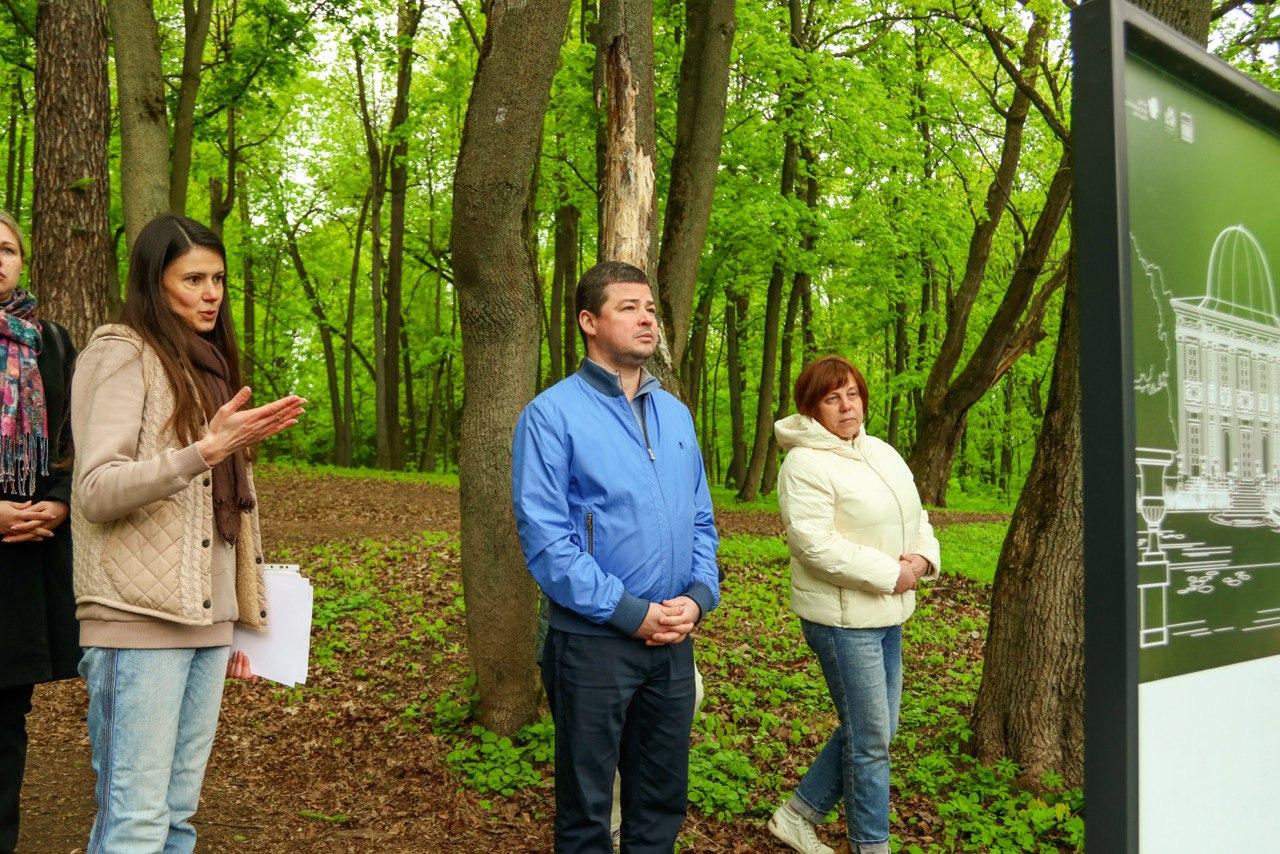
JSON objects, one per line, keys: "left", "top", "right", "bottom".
{"left": 541, "top": 628, "right": 697, "bottom": 854}
{"left": 0, "top": 683, "right": 34, "bottom": 853}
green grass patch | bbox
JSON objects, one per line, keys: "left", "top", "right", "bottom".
{"left": 932, "top": 486, "right": 1016, "bottom": 515}
{"left": 710, "top": 485, "right": 779, "bottom": 513}
{"left": 935, "top": 522, "right": 1008, "bottom": 586}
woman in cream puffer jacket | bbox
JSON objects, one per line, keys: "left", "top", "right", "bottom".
{"left": 766, "top": 355, "right": 940, "bottom": 854}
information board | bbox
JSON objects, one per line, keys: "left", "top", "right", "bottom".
{"left": 1074, "top": 1, "right": 1280, "bottom": 849}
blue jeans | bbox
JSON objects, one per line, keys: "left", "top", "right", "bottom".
{"left": 791, "top": 621, "right": 902, "bottom": 854}
{"left": 79, "top": 646, "right": 230, "bottom": 854}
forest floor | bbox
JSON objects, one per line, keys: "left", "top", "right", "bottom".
{"left": 15, "top": 467, "right": 1064, "bottom": 854}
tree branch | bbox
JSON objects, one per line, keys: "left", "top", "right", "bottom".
{"left": 450, "top": 0, "right": 482, "bottom": 52}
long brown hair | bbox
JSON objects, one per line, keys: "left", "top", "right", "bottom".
{"left": 120, "top": 214, "right": 242, "bottom": 444}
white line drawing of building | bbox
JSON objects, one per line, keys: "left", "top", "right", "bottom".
{"left": 1132, "top": 225, "right": 1280, "bottom": 651}
{"left": 1167, "top": 225, "right": 1280, "bottom": 521}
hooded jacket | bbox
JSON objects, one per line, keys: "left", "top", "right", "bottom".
{"left": 774, "top": 413, "right": 940, "bottom": 628}
{"left": 513, "top": 360, "right": 719, "bottom": 638}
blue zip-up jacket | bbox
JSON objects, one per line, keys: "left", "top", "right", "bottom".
{"left": 512, "top": 360, "right": 720, "bottom": 637}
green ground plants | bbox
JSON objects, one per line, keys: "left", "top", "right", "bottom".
{"left": 435, "top": 526, "right": 1083, "bottom": 851}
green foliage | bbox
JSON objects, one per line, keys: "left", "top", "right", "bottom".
{"left": 436, "top": 703, "right": 555, "bottom": 796}
{"left": 934, "top": 522, "right": 1008, "bottom": 586}
{"left": 442, "top": 722, "right": 554, "bottom": 797}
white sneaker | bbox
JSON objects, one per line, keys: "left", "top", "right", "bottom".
{"left": 767, "top": 803, "right": 834, "bottom": 854}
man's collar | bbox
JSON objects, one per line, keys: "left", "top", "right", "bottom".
{"left": 578, "top": 358, "right": 661, "bottom": 398}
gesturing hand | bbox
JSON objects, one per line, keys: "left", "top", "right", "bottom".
{"left": 195, "top": 387, "right": 306, "bottom": 467}
{"left": 1, "top": 499, "right": 67, "bottom": 543}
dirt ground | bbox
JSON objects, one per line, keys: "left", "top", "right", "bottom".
{"left": 17, "top": 470, "right": 1004, "bottom": 853}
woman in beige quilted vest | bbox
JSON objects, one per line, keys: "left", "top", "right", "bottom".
{"left": 766, "top": 355, "right": 940, "bottom": 854}
{"left": 71, "top": 214, "right": 304, "bottom": 853}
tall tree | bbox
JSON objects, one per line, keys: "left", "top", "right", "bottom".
{"left": 168, "top": 0, "right": 213, "bottom": 214}
{"left": 107, "top": 0, "right": 169, "bottom": 244}
{"left": 906, "top": 16, "right": 1070, "bottom": 506}
{"left": 31, "top": 0, "right": 110, "bottom": 347}
{"left": 381, "top": 0, "right": 425, "bottom": 469}
{"left": 655, "top": 0, "right": 735, "bottom": 368}
{"left": 354, "top": 43, "right": 391, "bottom": 468}
{"left": 451, "top": 0, "right": 572, "bottom": 734}
{"left": 737, "top": 0, "right": 806, "bottom": 502}
{"left": 970, "top": 0, "right": 1211, "bottom": 789}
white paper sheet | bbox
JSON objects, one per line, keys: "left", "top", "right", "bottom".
{"left": 232, "top": 564, "right": 313, "bottom": 686}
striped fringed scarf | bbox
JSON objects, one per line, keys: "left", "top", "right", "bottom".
{"left": 0, "top": 288, "right": 48, "bottom": 495}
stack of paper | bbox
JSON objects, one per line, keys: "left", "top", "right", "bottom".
{"left": 231, "top": 563, "right": 313, "bottom": 686}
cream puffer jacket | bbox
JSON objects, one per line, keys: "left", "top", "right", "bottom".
{"left": 775, "top": 414, "right": 941, "bottom": 628}
{"left": 71, "top": 325, "right": 267, "bottom": 629}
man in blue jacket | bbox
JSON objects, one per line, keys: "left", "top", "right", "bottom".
{"left": 513, "top": 261, "right": 720, "bottom": 853}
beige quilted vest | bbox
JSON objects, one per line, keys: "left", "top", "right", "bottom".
{"left": 72, "top": 325, "right": 268, "bottom": 630}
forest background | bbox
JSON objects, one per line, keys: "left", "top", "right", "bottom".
{"left": 2, "top": 0, "right": 1277, "bottom": 848}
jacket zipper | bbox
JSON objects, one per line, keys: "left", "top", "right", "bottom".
{"left": 861, "top": 450, "right": 911, "bottom": 614}
{"left": 862, "top": 453, "right": 908, "bottom": 556}
{"left": 586, "top": 511, "right": 594, "bottom": 555}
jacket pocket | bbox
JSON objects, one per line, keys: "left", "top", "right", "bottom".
{"left": 586, "top": 511, "right": 594, "bottom": 556}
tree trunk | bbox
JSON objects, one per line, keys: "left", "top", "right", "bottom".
{"left": 548, "top": 202, "right": 574, "bottom": 385}
{"left": 12, "top": 83, "right": 29, "bottom": 221}
{"left": 107, "top": 0, "right": 170, "bottom": 246}
{"left": 451, "top": 0, "right": 571, "bottom": 735}
{"left": 970, "top": 256, "right": 1083, "bottom": 788}
{"left": 168, "top": 0, "right": 213, "bottom": 215}
{"left": 31, "top": 0, "right": 110, "bottom": 348}
{"left": 338, "top": 193, "right": 370, "bottom": 468}
{"left": 208, "top": 109, "right": 236, "bottom": 238}
{"left": 563, "top": 207, "right": 579, "bottom": 377}
{"left": 908, "top": 146, "right": 1072, "bottom": 505}
{"left": 655, "top": 0, "right": 735, "bottom": 368}
{"left": 887, "top": 299, "right": 908, "bottom": 448}
{"left": 762, "top": 274, "right": 802, "bottom": 496}
{"left": 239, "top": 181, "right": 255, "bottom": 392}
{"left": 683, "top": 280, "right": 714, "bottom": 418}
{"left": 597, "top": 0, "right": 682, "bottom": 387}
{"left": 737, "top": 11, "right": 805, "bottom": 501}
{"left": 382, "top": 0, "right": 423, "bottom": 470}
{"left": 5, "top": 80, "right": 21, "bottom": 211}
{"left": 1000, "top": 372, "right": 1015, "bottom": 494}
{"left": 354, "top": 47, "right": 391, "bottom": 469}
{"left": 725, "top": 290, "right": 747, "bottom": 488}
{"left": 285, "top": 225, "right": 343, "bottom": 464}
{"left": 402, "top": 321, "right": 417, "bottom": 465}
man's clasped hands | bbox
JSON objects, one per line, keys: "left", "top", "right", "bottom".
{"left": 634, "top": 596, "right": 702, "bottom": 646}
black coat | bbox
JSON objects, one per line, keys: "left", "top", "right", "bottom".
{"left": 0, "top": 319, "right": 80, "bottom": 689}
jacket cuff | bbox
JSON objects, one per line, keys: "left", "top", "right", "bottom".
{"left": 605, "top": 591, "right": 649, "bottom": 637}
{"left": 683, "top": 581, "right": 715, "bottom": 624}
{"left": 177, "top": 443, "right": 213, "bottom": 478}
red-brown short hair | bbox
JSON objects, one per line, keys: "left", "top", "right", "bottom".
{"left": 793, "top": 355, "right": 869, "bottom": 419}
